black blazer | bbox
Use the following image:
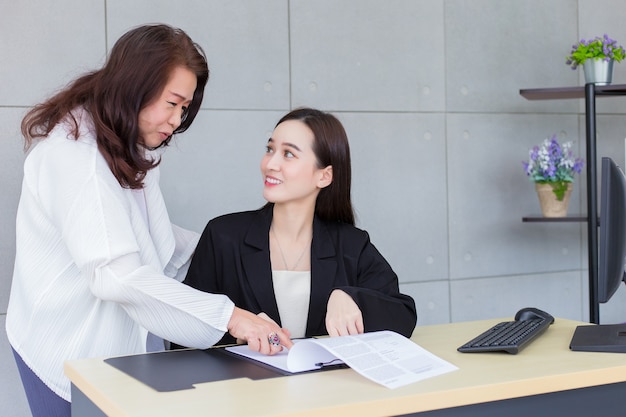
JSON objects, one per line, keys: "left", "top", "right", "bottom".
{"left": 184, "top": 205, "right": 417, "bottom": 346}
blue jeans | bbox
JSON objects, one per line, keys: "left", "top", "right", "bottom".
{"left": 11, "top": 347, "right": 71, "bottom": 417}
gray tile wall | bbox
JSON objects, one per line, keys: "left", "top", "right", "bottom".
{"left": 3, "top": 1, "right": 626, "bottom": 414}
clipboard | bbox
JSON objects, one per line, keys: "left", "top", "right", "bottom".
{"left": 104, "top": 346, "right": 345, "bottom": 392}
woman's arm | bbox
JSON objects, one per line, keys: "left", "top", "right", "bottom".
{"left": 332, "top": 231, "right": 417, "bottom": 338}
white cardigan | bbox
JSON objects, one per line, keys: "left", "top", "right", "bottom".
{"left": 6, "top": 111, "right": 234, "bottom": 401}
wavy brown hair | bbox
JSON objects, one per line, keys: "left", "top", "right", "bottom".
{"left": 21, "top": 24, "right": 209, "bottom": 189}
{"left": 275, "top": 108, "right": 355, "bottom": 225}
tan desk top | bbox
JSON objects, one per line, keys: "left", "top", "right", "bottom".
{"left": 65, "top": 318, "right": 626, "bottom": 417}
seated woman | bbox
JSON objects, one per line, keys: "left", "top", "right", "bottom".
{"left": 183, "top": 107, "right": 417, "bottom": 346}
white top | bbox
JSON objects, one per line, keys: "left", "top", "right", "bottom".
{"left": 6, "top": 110, "right": 234, "bottom": 401}
{"left": 271, "top": 270, "right": 311, "bottom": 338}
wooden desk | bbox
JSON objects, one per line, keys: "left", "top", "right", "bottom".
{"left": 65, "top": 318, "right": 626, "bottom": 416}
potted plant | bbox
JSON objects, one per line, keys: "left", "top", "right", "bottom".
{"left": 523, "top": 134, "right": 584, "bottom": 217}
{"left": 566, "top": 34, "right": 625, "bottom": 85}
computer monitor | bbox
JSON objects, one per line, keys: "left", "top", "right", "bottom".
{"left": 570, "top": 157, "right": 626, "bottom": 352}
{"left": 598, "top": 156, "right": 626, "bottom": 303}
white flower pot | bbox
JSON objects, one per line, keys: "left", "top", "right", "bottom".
{"left": 582, "top": 59, "right": 614, "bottom": 85}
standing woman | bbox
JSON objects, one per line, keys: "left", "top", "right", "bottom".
{"left": 6, "top": 24, "right": 291, "bottom": 417}
{"left": 183, "top": 108, "right": 417, "bottom": 347}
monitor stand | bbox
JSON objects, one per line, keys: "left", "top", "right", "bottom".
{"left": 570, "top": 323, "right": 626, "bottom": 353}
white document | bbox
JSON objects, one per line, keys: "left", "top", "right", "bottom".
{"left": 225, "top": 330, "right": 458, "bottom": 389}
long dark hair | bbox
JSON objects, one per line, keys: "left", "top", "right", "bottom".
{"left": 21, "top": 24, "right": 209, "bottom": 189}
{"left": 275, "top": 108, "right": 355, "bottom": 225}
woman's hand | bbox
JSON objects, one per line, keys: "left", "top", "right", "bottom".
{"left": 325, "top": 289, "right": 364, "bottom": 337}
{"left": 227, "top": 307, "right": 293, "bottom": 354}
{"left": 236, "top": 312, "right": 291, "bottom": 344}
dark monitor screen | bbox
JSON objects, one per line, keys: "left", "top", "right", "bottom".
{"left": 570, "top": 157, "right": 626, "bottom": 353}
{"left": 598, "top": 156, "right": 626, "bottom": 303}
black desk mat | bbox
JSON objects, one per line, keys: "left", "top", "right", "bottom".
{"left": 104, "top": 348, "right": 288, "bottom": 392}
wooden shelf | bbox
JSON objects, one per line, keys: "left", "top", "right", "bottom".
{"left": 522, "top": 215, "right": 587, "bottom": 222}
{"left": 520, "top": 83, "right": 626, "bottom": 324}
{"left": 520, "top": 84, "right": 626, "bottom": 100}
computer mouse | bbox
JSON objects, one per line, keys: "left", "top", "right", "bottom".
{"left": 515, "top": 307, "right": 555, "bottom": 323}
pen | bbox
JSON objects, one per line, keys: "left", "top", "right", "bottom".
{"left": 315, "top": 359, "right": 343, "bottom": 367}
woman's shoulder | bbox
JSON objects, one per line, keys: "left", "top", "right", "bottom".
{"left": 207, "top": 208, "right": 267, "bottom": 230}
{"left": 199, "top": 208, "right": 268, "bottom": 247}
{"left": 211, "top": 209, "right": 257, "bottom": 222}
{"left": 29, "top": 110, "right": 97, "bottom": 156}
{"left": 26, "top": 123, "right": 97, "bottom": 179}
{"left": 317, "top": 218, "right": 370, "bottom": 241}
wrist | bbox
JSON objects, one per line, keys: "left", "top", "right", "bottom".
{"left": 227, "top": 307, "right": 242, "bottom": 332}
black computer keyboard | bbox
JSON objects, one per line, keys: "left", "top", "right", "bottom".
{"left": 457, "top": 307, "right": 555, "bottom": 354}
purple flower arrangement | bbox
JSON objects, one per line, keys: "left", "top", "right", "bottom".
{"left": 566, "top": 34, "right": 625, "bottom": 70}
{"left": 523, "top": 134, "right": 584, "bottom": 200}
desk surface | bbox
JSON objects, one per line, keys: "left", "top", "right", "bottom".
{"left": 65, "top": 318, "right": 626, "bottom": 417}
